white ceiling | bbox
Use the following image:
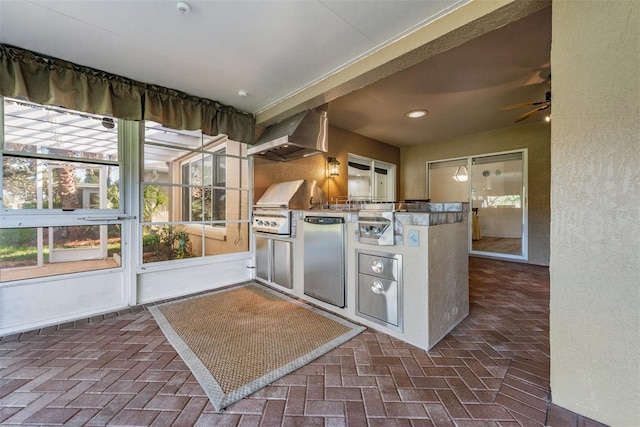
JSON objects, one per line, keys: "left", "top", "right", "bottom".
{"left": 0, "top": 0, "right": 551, "bottom": 148}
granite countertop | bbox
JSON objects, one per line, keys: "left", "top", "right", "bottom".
{"left": 292, "top": 202, "right": 469, "bottom": 227}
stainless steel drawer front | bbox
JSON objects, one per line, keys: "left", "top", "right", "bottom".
{"left": 356, "top": 250, "right": 403, "bottom": 332}
{"left": 358, "top": 253, "right": 398, "bottom": 281}
{"left": 358, "top": 274, "right": 399, "bottom": 326}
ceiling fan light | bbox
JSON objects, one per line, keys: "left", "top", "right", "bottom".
{"left": 545, "top": 114, "right": 552, "bottom": 122}
{"left": 406, "top": 109, "right": 428, "bottom": 119}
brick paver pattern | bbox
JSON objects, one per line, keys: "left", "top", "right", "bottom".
{"left": 0, "top": 258, "right": 607, "bottom": 426}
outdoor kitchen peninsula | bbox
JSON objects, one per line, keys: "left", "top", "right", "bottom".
{"left": 279, "top": 201, "right": 470, "bottom": 352}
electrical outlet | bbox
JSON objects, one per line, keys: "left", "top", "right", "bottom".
{"left": 408, "top": 230, "right": 420, "bottom": 247}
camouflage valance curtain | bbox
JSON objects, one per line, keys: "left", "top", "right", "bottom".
{"left": 0, "top": 44, "right": 255, "bottom": 143}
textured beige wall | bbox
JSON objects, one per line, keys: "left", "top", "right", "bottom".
{"left": 400, "top": 122, "right": 550, "bottom": 266}
{"left": 550, "top": 2, "right": 640, "bottom": 425}
{"left": 253, "top": 125, "right": 400, "bottom": 203}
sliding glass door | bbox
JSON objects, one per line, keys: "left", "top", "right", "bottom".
{"left": 470, "top": 152, "right": 526, "bottom": 259}
{"left": 427, "top": 150, "right": 527, "bottom": 261}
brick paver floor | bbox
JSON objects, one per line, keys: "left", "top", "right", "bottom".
{"left": 0, "top": 258, "right": 607, "bottom": 426}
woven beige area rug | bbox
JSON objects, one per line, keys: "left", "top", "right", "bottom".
{"left": 149, "top": 282, "right": 365, "bottom": 412}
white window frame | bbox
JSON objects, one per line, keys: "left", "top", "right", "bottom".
{"left": 179, "top": 145, "right": 227, "bottom": 228}
{"left": 347, "top": 153, "right": 396, "bottom": 202}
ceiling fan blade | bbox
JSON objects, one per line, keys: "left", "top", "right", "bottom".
{"left": 513, "top": 103, "right": 549, "bottom": 123}
{"left": 499, "top": 100, "right": 547, "bottom": 111}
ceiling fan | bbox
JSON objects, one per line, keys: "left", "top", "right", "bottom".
{"left": 500, "top": 90, "right": 551, "bottom": 123}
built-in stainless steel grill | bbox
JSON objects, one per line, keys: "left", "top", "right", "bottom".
{"left": 252, "top": 208, "right": 291, "bottom": 235}
{"left": 357, "top": 202, "right": 395, "bottom": 246}
{"left": 252, "top": 180, "right": 326, "bottom": 237}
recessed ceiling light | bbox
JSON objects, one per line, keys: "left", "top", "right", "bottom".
{"left": 238, "top": 89, "right": 248, "bottom": 97}
{"left": 406, "top": 109, "right": 428, "bottom": 119}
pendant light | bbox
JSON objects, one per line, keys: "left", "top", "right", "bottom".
{"left": 453, "top": 165, "right": 469, "bottom": 183}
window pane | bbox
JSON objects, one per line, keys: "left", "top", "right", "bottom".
{"left": 203, "top": 155, "right": 213, "bottom": 186}
{"left": 223, "top": 189, "right": 249, "bottom": 222}
{"left": 2, "top": 156, "right": 119, "bottom": 210}
{"left": 142, "top": 184, "right": 170, "bottom": 223}
{"left": 144, "top": 144, "right": 194, "bottom": 168}
{"left": 190, "top": 186, "right": 205, "bottom": 221}
{"left": 142, "top": 225, "right": 195, "bottom": 264}
{"left": 0, "top": 225, "right": 121, "bottom": 282}
{"left": 143, "top": 124, "right": 251, "bottom": 264}
{"left": 4, "top": 98, "right": 118, "bottom": 162}
{"left": 180, "top": 164, "right": 189, "bottom": 221}
{"left": 191, "top": 158, "right": 202, "bottom": 185}
{"left": 216, "top": 152, "right": 226, "bottom": 185}
{"left": 145, "top": 124, "right": 202, "bottom": 150}
{"left": 212, "top": 188, "right": 225, "bottom": 221}
{"left": 203, "top": 223, "right": 250, "bottom": 256}
{"left": 1, "top": 156, "right": 37, "bottom": 209}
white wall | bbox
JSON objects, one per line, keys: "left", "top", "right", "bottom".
{"left": 0, "top": 271, "right": 128, "bottom": 335}
{"left": 550, "top": 1, "right": 640, "bottom": 425}
{"left": 137, "top": 255, "right": 252, "bottom": 304}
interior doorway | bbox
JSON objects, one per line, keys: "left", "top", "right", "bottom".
{"left": 348, "top": 154, "right": 396, "bottom": 203}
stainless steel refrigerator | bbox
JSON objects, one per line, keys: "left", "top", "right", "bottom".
{"left": 303, "top": 216, "right": 345, "bottom": 307}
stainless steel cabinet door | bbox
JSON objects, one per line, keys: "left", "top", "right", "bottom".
{"left": 358, "top": 273, "right": 399, "bottom": 326}
{"left": 255, "top": 236, "right": 270, "bottom": 282}
{"left": 273, "top": 240, "right": 292, "bottom": 289}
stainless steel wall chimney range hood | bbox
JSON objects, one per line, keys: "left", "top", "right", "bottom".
{"left": 248, "top": 110, "right": 328, "bottom": 161}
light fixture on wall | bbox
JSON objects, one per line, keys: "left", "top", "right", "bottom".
{"left": 328, "top": 157, "right": 340, "bottom": 177}
{"left": 453, "top": 165, "right": 469, "bottom": 183}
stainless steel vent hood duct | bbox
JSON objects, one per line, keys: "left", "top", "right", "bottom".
{"left": 248, "top": 110, "right": 328, "bottom": 162}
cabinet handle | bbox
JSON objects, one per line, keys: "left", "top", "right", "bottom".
{"left": 371, "top": 259, "right": 384, "bottom": 274}
{"left": 77, "top": 215, "right": 136, "bottom": 221}
{"left": 371, "top": 280, "right": 385, "bottom": 295}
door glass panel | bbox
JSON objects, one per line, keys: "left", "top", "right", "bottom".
{"left": 427, "top": 159, "right": 468, "bottom": 203}
{"left": 471, "top": 153, "right": 524, "bottom": 256}
{"left": 0, "top": 225, "right": 122, "bottom": 282}
{"left": 428, "top": 151, "right": 526, "bottom": 260}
